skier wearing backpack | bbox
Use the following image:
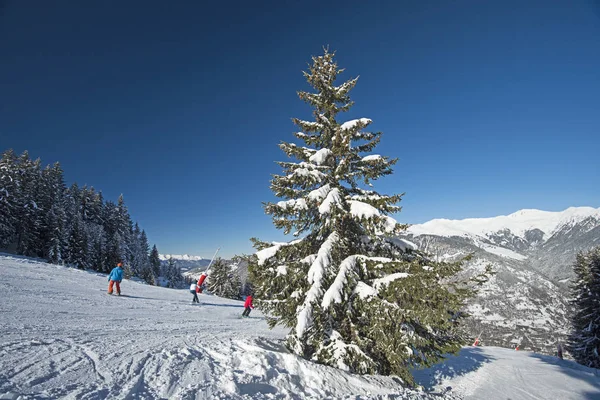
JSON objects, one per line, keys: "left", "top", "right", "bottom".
{"left": 107, "top": 261, "right": 124, "bottom": 295}
{"left": 242, "top": 294, "right": 254, "bottom": 318}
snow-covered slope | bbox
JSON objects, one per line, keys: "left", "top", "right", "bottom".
{"left": 0, "top": 255, "right": 435, "bottom": 399}
{"left": 413, "top": 346, "right": 600, "bottom": 400}
{"left": 1, "top": 254, "right": 599, "bottom": 399}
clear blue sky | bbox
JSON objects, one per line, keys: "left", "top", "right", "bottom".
{"left": 1, "top": 0, "right": 599, "bottom": 259}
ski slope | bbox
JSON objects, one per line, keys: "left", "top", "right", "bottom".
{"left": 1, "top": 255, "right": 599, "bottom": 399}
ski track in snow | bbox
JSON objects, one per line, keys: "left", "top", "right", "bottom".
{"left": 1, "top": 254, "right": 599, "bottom": 399}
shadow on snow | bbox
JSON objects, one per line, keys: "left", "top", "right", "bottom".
{"left": 411, "top": 347, "right": 494, "bottom": 390}
{"left": 200, "top": 302, "right": 244, "bottom": 308}
{"left": 527, "top": 352, "right": 600, "bottom": 400}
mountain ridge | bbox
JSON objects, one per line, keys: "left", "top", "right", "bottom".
{"left": 401, "top": 205, "right": 600, "bottom": 354}
{"left": 408, "top": 206, "right": 600, "bottom": 243}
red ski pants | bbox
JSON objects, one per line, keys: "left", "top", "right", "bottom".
{"left": 108, "top": 280, "right": 121, "bottom": 294}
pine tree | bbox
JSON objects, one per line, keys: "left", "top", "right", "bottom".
{"left": 40, "top": 162, "right": 67, "bottom": 263}
{"left": 249, "top": 49, "right": 488, "bottom": 385}
{"left": 116, "top": 194, "right": 133, "bottom": 264}
{"left": 15, "top": 153, "right": 43, "bottom": 256}
{"left": 0, "top": 149, "right": 18, "bottom": 248}
{"left": 207, "top": 258, "right": 241, "bottom": 299}
{"left": 45, "top": 203, "right": 66, "bottom": 264}
{"left": 568, "top": 246, "right": 600, "bottom": 368}
{"left": 105, "top": 232, "right": 122, "bottom": 272}
{"left": 149, "top": 244, "right": 161, "bottom": 280}
{"left": 67, "top": 214, "right": 88, "bottom": 269}
{"left": 165, "top": 257, "right": 179, "bottom": 288}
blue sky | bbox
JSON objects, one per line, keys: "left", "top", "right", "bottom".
{"left": 1, "top": 0, "right": 599, "bottom": 258}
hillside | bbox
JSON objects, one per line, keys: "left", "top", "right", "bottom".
{"left": 403, "top": 206, "right": 600, "bottom": 354}
{"left": 2, "top": 254, "right": 599, "bottom": 399}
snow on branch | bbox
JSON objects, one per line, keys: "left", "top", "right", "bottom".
{"left": 322, "top": 255, "right": 364, "bottom": 308}
{"left": 309, "top": 148, "right": 332, "bottom": 166}
{"left": 361, "top": 155, "right": 382, "bottom": 162}
{"left": 387, "top": 237, "right": 418, "bottom": 251}
{"left": 308, "top": 184, "right": 331, "bottom": 202}
{"left": 289, "top": 167, "right": 327, "bottom": 183}
{"left": 295, "top": 232, "right": 339, "bottom": 338}
{"left": 277, "top": 198, "right": 308, "bottom": 211}
{"left": 372, "top": 272, "right": 410, "bottom": 290}
{"left": 256, "top": 239, "right": 302, "bottom": 266}
{"left": 340, "top": 118, "right": 371, "bottom": 131}
{"left": 348, "top": 200, "right": 399, "bottom": 233}
{"left": 319, "top": 188, "right": 342, "bottom": 215}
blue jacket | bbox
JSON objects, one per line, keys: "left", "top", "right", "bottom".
{"left": 108, "top": 266, "right": 124, "bottom": 282}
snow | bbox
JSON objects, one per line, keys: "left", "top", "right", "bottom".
{"left": 308, "top": 148, "right": 332, "bottom": 165}
{"left": 349, "top": 200, "right": 382, "bottom": 219}
{"left": 276, "top": 265, "right": 287, "bottom": 276}
{"left": 348, "top": 200, "right": 399, "bottom": 233}
{"left": 372, "top": 272, "right": 409, "bottom": 289}
{"left": 413, "top": 346, "right": 600, "bottom": 400}
{"left": 318, "top": 187, "right": 342, "bottom": 215}
{"left": 307, "top": 184, "right": 331, "bottom": 202}
{"left": 277, "top": 198, "right": 308, "bottom": 211}
{"left": 408, "top": 206, "right": 600, "bottom": 242}
{"left": 322, "top": 255, "right": 361, "bottom": 308}
{"left": 389, "top": 237, "right": 418, "bottom": 251}
{"left": 2, "top": 254, "right": 599, "bottom": 399}
{"left": 340, "top": 118, "right": 371, "bottom": 131}
{"left": 354, "top": 281, "right": 378, "bottom": 299}
{"left": 290, "top": 167, "right": 327, "bottom": 182}
{"left": 296, "top": 232, "right": 339, "bottom": 338}
{"left": 478, "top": 243, "right": 527, "bottom": 261}
{"left": 159, "top": 254, "right": 206, "bottom": 261}
{"left": 361, "top": 154, "right": 382, "bottom": 162}
{"left": 255, "top": 239, "right": 303, "bottom": 266}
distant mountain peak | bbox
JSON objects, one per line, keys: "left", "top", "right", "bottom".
{"left": 158, "top": 254, "right": 207, "bottom": 261}
{"left": 408, "top": 206, "right": 600, "bottom": 242}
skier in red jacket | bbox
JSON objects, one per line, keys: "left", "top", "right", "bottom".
{"left": 242, "top": 295, "right": 254, "bottom": 318}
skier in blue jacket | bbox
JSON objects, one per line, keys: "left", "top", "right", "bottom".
{"left": 107, "top": 261, "right": 124, "bottom": 295}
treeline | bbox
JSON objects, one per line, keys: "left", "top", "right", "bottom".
{"left": 0, "top": 149, "right": 183, "bottom": 285}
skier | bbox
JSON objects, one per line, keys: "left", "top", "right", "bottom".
{"left": 557, "top": 343, "right": 563, "bottom": 360}
{"left": 190, "top": 282, "right": 199, "bottom": 303}
{"left": 107, "top": 261, "right": 124, "bottom": 295}
{"left": 242, "top": 294, "right": 254, "bottom": 318}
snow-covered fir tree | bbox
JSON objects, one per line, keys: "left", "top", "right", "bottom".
{"left": 149, "top": 245, "right": 161, "bottom": 280}
{"left": 249, "top": 49, "right": 488, "bottom": 385}
{"left": 207, "top": 258, "right": 241, "bottom": 299}
{"left": 15, "top": 153, "right": 43, "bottom": 256}
{"left": 0, "top": 149, "right": 18, "bottom": 248}
{"left": 568, "top": 246, "right": 600, "bottom": 368}
{"left": 164, "top": 257, "right": 184, "bottom": 288}
{"left": 67, "top": 214, "right": 88, "bottom": 269}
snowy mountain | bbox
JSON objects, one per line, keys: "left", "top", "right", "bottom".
{"left": 159, "top": 253, "right": 212, "bottom": 274}
{"left": 402, "top": 206, "right": 600, "bottom": 354}
{"left": 159, "top": 254, "right": 208, "bottom": 262}
{"left": 2, "top": 254, "right": 599, "bottom": 399}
